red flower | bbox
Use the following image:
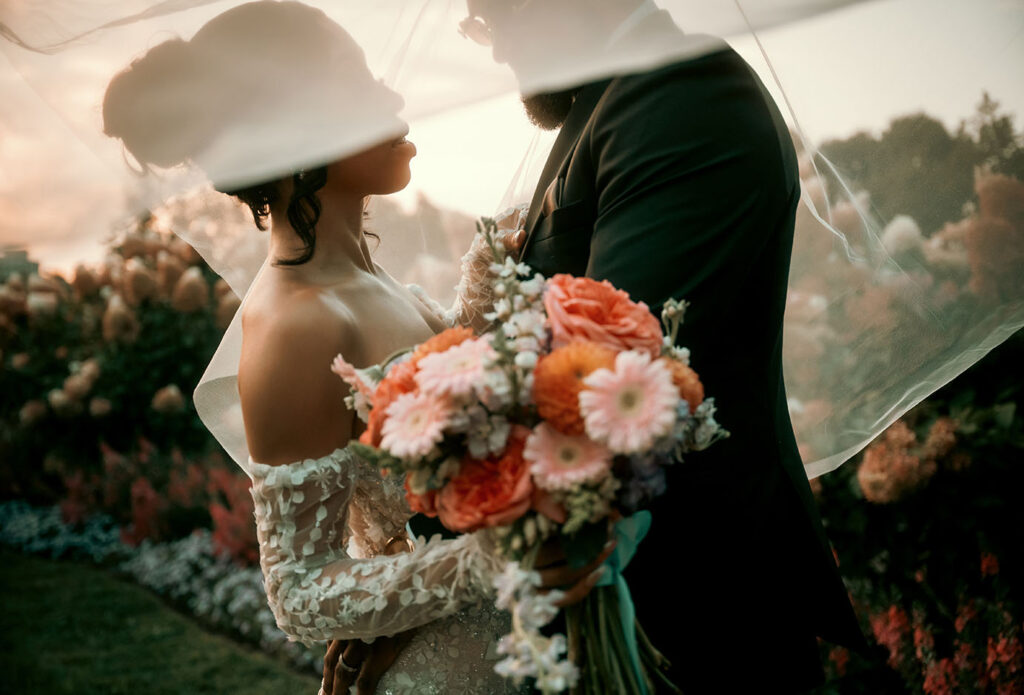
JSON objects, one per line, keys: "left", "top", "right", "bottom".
{"left": 981, "top": 552, "right": 1000, "bottom": 577}
{"left": 922, "top": 658, "right": 958, "bottom": 695}
{"left": 870, "top": 605, "right": 911, "bottom": 669}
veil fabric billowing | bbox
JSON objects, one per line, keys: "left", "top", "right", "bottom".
{"left": 2, "top": 0, "right": 1022, "bottom": 478}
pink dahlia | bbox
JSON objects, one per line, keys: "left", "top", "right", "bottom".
{"left": 381, "top": 391, "right": 452, "bottom": 460}
{"left": 579, "top": 351, "right": 680, "bottom": 454}
{"left": 415, "top": 337, "right": 495, "bottom": 399}
{"left": 524, "top": 422, "right": 612, "bottom": 490}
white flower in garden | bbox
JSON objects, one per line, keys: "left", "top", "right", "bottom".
{"left": 18, "top": 400, "right": 47, "bottom": 426}
{"left": 525, "top": 423, "right": 613, "bottom": 491}
{"left": 47, "top": 388, "right": 78, "bottom": 417}
{"left": 216, "top": 291, "right": 241, "bottom": 330}
{"left": 63, "top": 373, "right": 92, "bottom": 401}
{"left": 882, "top": 215, "right": 924, "bottom": 255}
{"left": 89, "top": 397, "right": 113, "bottom": 418}
{"left": 152, "top": 384, "right": 186, "bottom": 413}
{"left": 381, "top": 391, "right": 452, "bottom": 460}
{"left": 123, "top": 257, "right": 159, "bottom": 306}
{"left": 171, "top": 267, "right": 209, "bottom": 313}
{"left": 26, "top": 291, "right": 58, "bottom": 318}
{"left": 579, "top": 351, "right": 680, "bottom": 454}
{"left": 102, "top": 293, "right": 140, "bottom": 344}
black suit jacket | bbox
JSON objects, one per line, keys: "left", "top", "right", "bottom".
{"left": 517, "top": 12, "right": 869, "bottom": 692}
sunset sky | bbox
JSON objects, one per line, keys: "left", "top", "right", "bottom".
{"left": 1, "top": 0, "right": 1021, "bottom": 273}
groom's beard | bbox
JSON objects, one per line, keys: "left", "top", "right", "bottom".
{"left": 521, "top": 87, "right": 580, "bottom": 130}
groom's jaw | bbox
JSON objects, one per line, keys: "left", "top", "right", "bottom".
{"left": 521, "top": 88, "right": 580, "bottom": 130}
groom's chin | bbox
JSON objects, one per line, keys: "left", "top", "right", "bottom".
{"left": 521, "top": 88, "right": 579, "bottom": 130}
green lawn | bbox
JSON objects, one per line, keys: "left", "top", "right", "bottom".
{"left": 0, "top": 548, "right": 321, "bottom": 694}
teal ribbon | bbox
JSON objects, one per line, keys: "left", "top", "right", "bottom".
{"left": 595, "top": 511, "right": 652, "bottom": 695}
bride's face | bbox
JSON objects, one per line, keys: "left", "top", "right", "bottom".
{"left": 325, "top": 124, "right": 417, "bottom": 197}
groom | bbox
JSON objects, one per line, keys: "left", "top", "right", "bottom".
{"left": 325, "top": 1, "right": 871, "bottom": 692}
{"left": 458, "top": 0, "right": 871, "bottom": 692}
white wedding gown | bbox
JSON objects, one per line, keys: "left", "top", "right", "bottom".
{"left": 248, "top": 445, "right": 525, "bottom": 694}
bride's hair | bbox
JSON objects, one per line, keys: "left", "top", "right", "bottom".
{"left": 103, "top": 1, "right": 383, "bottom": 266}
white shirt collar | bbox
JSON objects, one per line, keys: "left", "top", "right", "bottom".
{"left": 606, "top": 0, "right": 659, "bottom": 48}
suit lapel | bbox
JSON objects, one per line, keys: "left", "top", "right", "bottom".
{"left": 519, "top": 79, "right": 611, "bottom": 259}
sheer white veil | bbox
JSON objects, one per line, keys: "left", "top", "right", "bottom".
{"left": 2, "top": 0, "right": 1021, "bottom": 478}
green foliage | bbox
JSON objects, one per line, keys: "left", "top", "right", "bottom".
{"left": 820, "top": 91, "right": 1024, "bottom": 235}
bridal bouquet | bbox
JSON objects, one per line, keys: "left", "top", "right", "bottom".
{"left": 333, "top": 218, "right": 727, "bottom": 694}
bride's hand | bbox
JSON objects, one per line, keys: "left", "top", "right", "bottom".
{"left": 322, "top": 633, "right": 417, "bottom": 695}
{"left": 321, "top": 534, "right": 417, "bottom": 695}
{"left": 535, "top": 532, "right": 617, "bottom": 607}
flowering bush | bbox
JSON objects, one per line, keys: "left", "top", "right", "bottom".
{"left": 813, "top": 330, "right": 1024, "bottom": 693}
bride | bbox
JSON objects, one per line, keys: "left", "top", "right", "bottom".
{"left": 102, "top": 2, "right": 608, "bottom": 693}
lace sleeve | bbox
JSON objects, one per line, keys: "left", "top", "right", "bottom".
{"left": 441, "top": 204, "right": 530, "bottom": 330}
{"left": 248, "top": 448, "right": 502, "bottom": 646}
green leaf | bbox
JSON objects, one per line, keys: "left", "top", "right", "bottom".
{"left": 992, "top": 402, "right": 1016, "bottom": 429}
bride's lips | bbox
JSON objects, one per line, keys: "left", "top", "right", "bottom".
{"left": 391, "top": 128, "right": 416, "bottom": 155}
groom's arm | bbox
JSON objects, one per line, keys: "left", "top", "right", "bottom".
{"left": 585, "top": 51, "right": 799, "bottom": 332}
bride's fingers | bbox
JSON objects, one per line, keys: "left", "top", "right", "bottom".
{"left": 536, "top": 539, "right": 616, "bottom": 589}
{"left": 355, "top": 632, "right": 416, "bottom": 695}
{"left": 321, "top": 639, "right": 347, "bottom": 695}
{"left": 334, "top": 640, "right": 368, "bottom": 695}
{"left": 552, "top": 565, "right": 607, "bottom": 608}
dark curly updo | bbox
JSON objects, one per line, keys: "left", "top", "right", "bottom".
{"left": 102, "top": 1, "right": 397, "bottom": 266}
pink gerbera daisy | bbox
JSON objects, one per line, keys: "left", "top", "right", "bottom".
{"left": 415, "top": 337, "right": 496, "bottom": 399}
{"left": 330, "top": 354, "right": 373, "bottom": 399}
{"left": 579, "top": 351, "right": 680, "bottom": 454}
{"left": 524, "top": 422, "right": 612, "bottom": 491}
{"left": 381, "top": 391, "right": 452, "bottom": 460}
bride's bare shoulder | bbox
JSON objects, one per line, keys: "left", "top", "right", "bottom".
{"left": 237, "top": 276, "right": 362, "bottom": 464}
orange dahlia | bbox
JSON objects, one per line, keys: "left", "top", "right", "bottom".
{"left": 411, "top": 326, "right": 475, "bottom": 365}
{"left": 660, "top": 357, "right": 704, "bottom": 413}
{"left": 533, "top": 341, "right": 616, "bottom": 435}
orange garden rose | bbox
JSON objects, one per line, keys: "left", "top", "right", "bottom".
{"left": 437, "top": 426, "right": 533, "bottom": 533}
{"left": 544, "top": 274, "right": 662, "bottom": 358}
{"left": 405, "top": 475, "right": 439, "bottom": 517}
{"left": 533, "top": 341, "right": 616, "bottom": 435}
{"left": 359, "top": 359, "right": 418, "bottom": 447}
{"left": 659, "top": 357, "right": 705, "bottom": 413}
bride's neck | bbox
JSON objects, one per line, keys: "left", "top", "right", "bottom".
{"left": 267, "top": 193, "right": 376, "bottom": 282}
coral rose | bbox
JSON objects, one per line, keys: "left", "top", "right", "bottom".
{"left": 359, "top": 359, "right": 418, "bottom": 447}
{"left": 405, "top": 475, "right": 439, "bottom": 517}
{"left": 660, "top": 358, "right": 705, "bottom": 413}
{"left": 544, "top": 274, "right": 662, "bottom": 358}
{"left": 437, "top": 426, "right": 533, "bottom": 533}
{"left": 533, "top": 341, "right": 616, "bottom": 435}
{"left": 411, "top": 326, "right": 475, "bottom": 365}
